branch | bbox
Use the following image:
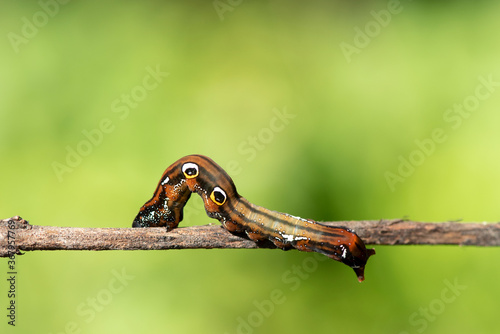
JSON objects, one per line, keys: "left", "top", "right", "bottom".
{"left": 1, "top": 216, "right": 499, "bottom": 257}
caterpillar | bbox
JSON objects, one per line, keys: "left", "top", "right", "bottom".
{"left": 132, "top": 155, "right": 375, "bottom": 282}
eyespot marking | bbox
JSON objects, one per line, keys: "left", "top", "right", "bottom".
{"left": 210, "top": 186, "right": 226, "bottom": 206}
{"left": 182, "top": 163, "right": 199, "bottom": 179}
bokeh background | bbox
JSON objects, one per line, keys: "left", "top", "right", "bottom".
{"left": 1, "top": 1, "right": 499, "bottom": 333}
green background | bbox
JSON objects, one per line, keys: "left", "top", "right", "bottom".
{"left": 1, "top": 1, "right": 499, "bottom": 333}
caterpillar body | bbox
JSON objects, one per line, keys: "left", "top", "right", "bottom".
{"left": 132, "top": 154, "right": 375, "bottom": 281}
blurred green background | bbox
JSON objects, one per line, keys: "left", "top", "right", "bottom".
{"left": 1, "top": 1, "right": 500, "bottom": 333}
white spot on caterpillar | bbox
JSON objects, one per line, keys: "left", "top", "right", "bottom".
{"left": 173, "top": 179, "right": 186, "bottom": 192}
{"left": 340, "top": 245, "right": 347, "bottom": 259}
{"left": 146, "top": 211, "right": 156, "bottom": 220}
{"left": 281, "top": 233, "right": 308, "bottom": 242}
{"left": 162, "top": 197, "right": 172, "bottom": 214}
{"left": 282, "top": 213, "right": 312, "bottom": 223}
{"left": 161, "top": 177, "right": 170, "bottom": 186}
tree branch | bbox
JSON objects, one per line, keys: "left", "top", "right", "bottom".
{"left": 1, "top": 216, "right": 499, "bottom": 257}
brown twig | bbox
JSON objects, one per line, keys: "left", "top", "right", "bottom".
{"left": 1, "top": 216, "right": 499, "bottom": 257}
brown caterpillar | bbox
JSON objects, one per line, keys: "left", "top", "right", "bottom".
{"left": 132, "top": 155, "right": 375, "bottom": 281}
